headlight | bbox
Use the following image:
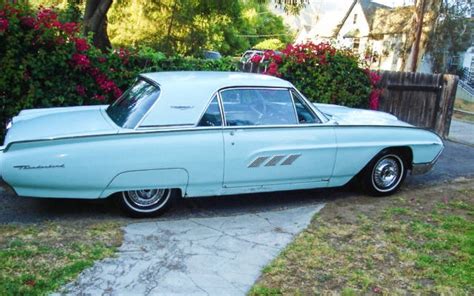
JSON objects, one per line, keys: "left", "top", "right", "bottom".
{"left": 6, "top": 120, "right": 12, "bottom": 130}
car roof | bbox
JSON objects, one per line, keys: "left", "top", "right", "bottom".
{"left": 141, "top": 71, "right": 290, "bottom": 89}
{"left": 138, "top": 71, "right": 294, "bottom": 128}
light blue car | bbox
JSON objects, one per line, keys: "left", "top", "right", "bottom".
{"left": 0, "top": 72, "right": 443, "bottom": 217}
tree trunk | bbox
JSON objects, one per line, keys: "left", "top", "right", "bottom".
{"left": 165, "top": 0, "right": 178, "bottom": 52}
{"left": 403, "top": 0, "right": 442, "bottom": 72}
{"left": 410, "top": 0, "right": 426, "bottom": 72}
{"left": 83, "top": 0, "right": 113, "bottom": 51}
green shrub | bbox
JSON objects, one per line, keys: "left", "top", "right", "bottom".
{"left": 0, "top": 3, "right": 236, "bottom": 133}
{"left": 251, "top": 43, "right": 373, "bottom": 108}
{"left": 0, "top": 3, "right": 374, "bottom": 140}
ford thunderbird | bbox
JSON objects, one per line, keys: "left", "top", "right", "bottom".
{"left": 0, "top": 72, "right": 443, "bottom": 217}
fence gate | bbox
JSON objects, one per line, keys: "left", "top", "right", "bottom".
{"left": 378, "top": 71, "right": 459, "bottom": 139}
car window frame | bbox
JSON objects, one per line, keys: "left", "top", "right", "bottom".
{"left": 107, "top": 76, "right": 162, "bottom": 130}
{"left": 216, "top": 86, "right": 326, "bottom": 128}
{"left": 290, "top": 88, "right": 329, "bottom": 124}
{"left": 289, "top": 89, "right": 323, "bottom": 124}
{"left": 218, "top": 87, "right": 299, "bottom": 127}
{"left": 195, "top": 92, "right": 225, "bottom": 128}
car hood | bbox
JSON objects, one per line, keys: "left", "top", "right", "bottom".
{"left": 3, "top": 105, "right": 118, "bottom": 146}
{"left": 314, "top": 103, "right": 412, "bottom": 127}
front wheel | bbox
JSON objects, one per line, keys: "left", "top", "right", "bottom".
{"left": 119, "top": 188, "right": 177, "bottom": 218}
{"left": 362, "top": 152, "right": 407, "bottom": 196}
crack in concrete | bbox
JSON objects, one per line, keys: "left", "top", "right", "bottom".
{"left": 190, "top": 218, "right": 280, "bottom": 250}
{"left": 58, "top": 205, "right": 324, "bottom": 295}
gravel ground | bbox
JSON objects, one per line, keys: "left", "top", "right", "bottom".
{"left": 1, "top": 141, "right": 473, "bottom": 224}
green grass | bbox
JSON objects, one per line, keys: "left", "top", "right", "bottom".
{"left": 250, "top": 182, "right": 474, "bottom": 295}
{"left": 0, "top": 222, "right": 122, "bottom": 295}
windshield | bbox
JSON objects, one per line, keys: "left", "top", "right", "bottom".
{"left": 106, "top": 78, "right": 161, "bottom": 128}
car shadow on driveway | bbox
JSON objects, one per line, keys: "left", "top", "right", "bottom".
{"left": 0, "top": 186, "right": 339, "bottom": 224}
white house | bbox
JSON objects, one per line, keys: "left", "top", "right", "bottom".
{"left": 333, "top": 0, "right": 430, "bottom": 71}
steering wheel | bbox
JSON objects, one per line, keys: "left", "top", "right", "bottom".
{"left": 249, "top": 95, "right": 266, "bottom": 121}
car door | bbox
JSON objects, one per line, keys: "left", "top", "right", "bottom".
{"left": 220, "top": 87, "right": 337, "bottom": 189}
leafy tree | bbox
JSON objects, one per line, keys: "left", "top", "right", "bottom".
{"left": 107, "top": 0, "right": 292, "bottom": 56}
{"left": 253, "top": 38, "right": 285, "bottom": 50}
{"left": 425, "top": 0, "right": 472, "bottom": 73}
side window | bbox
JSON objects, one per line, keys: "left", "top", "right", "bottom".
{"left": 221, "top": 88, "right": 297, "bottom": 126}
{"left": 198, "top": 95, "right": 222, "bottom": 127}
{"left": 291, "top": 90, "right": 321, "bottom": 124}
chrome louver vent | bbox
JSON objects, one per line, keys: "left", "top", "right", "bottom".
{"left": 248, "top": 154, "right": 302, "bottom": 168}
{"left": 264, "top": 155, "right": 286, "bottom": 167}
{"left": 248, "top": 156, "right": 270, "bottom": 168}
{"left": 281, "top": 154, "right": 301, "bottom": 166}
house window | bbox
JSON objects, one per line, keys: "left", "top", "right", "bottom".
{"left": 353, "top": 38, "right": 360, "bottom": 52}
{"left": 353, "top": 13, "right": 358, "bottom": 24}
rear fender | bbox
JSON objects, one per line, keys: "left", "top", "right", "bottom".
{"left": 100, "top": 168, "right": 189, "bottom": 198}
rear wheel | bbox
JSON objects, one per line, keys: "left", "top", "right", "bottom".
{"left": 119, "top": 188, "right": 177, "bottom": 217}
{"left": 362, "top": 152, "right": 407, "bottom": 196}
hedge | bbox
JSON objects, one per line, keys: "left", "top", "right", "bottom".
{"left": 0, "top": 3, "right": 379, "bottom": 138}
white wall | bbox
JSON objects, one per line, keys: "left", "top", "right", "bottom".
{"left": 336, "top": 2, "right": 371, "bottom": 52}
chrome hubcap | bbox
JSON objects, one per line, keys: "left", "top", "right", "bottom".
{"left": 127, "top": 189, "right": 168, "bottom": 207}
{"left": 373, "top": 157, "right": 400, "bottom": 189}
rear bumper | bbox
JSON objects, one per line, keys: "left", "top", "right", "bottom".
{"left": 411, "top": 147, "right": 443, "bottom": 175}
{"left": 0, "top": 149, "right": 15, "bottom": 195}
{"left": 0, "top": 176, "right": 16, "bottom": 195}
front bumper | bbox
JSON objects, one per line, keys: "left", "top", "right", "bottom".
{"left": 411, "top": 147, "right": 444, "bottom": 175}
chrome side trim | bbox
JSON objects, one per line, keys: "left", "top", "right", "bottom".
{"left": 411, "top": 146, "right": 444, "bottom": 175}
{"left": 4, "top": 125, "right": 437, "bottom": 153}
{"left": 138, "top": 124, "right": 195, "bottom": 130}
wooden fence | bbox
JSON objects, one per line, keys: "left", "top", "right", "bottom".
{"left": 378, "top": 71, "right": 458, "bottom": 138}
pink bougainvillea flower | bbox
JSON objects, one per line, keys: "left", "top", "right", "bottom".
{"left": 264, "top": 62, "right": 281, "bottom": 77}
{"left": 272, "top": 54, "right": 283, "bottom": 64}
{"left": 20, "top": 16, "right": 35, "bottom": 29}
{"left": 76, "top": 85, "right": 86, "bottom": 96}
{"left": 263, "top": 50, "right": 274, "bottom": 60}
{"left": 61, "top": 22, "right": 78, "bottom": 35}
{"left": 93, "top": 94, "right": 106, "bottom": 101}
{"left": 113, "top": 87, "right": 123, "bottom": 98}
{"left": 55, "top": 37, "right": 65, "bottom": 45}
{"left": 250, "top": 54, "right": 262, "bottom": 64}
{"left": 369, "top": 89, "right": 382, "bottom": 110}
{"left": 98, "top": 57, "right": 107, "bottom": 63}
{"left": 74, "top": 38, "right": 89, "bottom": 52}
{"left": 0, "top": 18, "right": 9, "bottom": 32}
{"left": 71, "top": 53, "right": 91, "bottom": 69}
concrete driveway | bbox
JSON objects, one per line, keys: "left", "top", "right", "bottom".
{"left": 58, "top": 205, "right": 324, "bottom": 295}
{"left": 449, "top": 120, "right": 474, "bottom": 146}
